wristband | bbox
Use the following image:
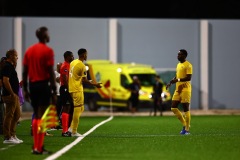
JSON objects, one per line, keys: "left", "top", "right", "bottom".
{"left": 178, "top": 78, "right": 180, "bottom": 82}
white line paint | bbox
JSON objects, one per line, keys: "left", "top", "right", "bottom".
{"left": 0, "top": 145, "right": 16, "bottom": 151}
{"left": 44, "top": 116, "right": 113, "bottom": 160}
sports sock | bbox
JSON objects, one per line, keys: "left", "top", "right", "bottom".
{"left": 38, "top": 132, "right": 45, "bottom": 152}
{"left": 32, "top": 119, "right": 39, "bottom": 150}
{"left": 61, "top": 112, "right": 69, "bottom": 133}
{"left": 171, "top": 108, "right": 186, "bottom": 127}
{"left": 184, "top": 111, "right": 191, "bottom": 131}
{"left": 70, "top": 106, "right": 84, "bottom": 134}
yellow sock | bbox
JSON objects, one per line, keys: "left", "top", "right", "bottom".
{"left": 171, "top": 108, "right": 186, "bottom": 127}
{"left": 70, "top": 106, "right": 84, "bottom": 134}
{"left": 184, "top": 111, "right": 191, "bottom": 131}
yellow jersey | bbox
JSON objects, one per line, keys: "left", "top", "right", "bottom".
{"left": 176, "top": 60, "right": 193, "bottom": 92}
{"left": 68, "top": 59, "right": 87, "bottom": 93}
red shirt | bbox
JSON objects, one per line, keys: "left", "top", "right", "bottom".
{"left": 60, "top": 61, "right": 70, "bottom": 86}
{"left": 23, "top": 42, "right": 54, "bottom": 82}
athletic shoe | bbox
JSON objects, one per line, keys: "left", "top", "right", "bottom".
{"left": 32, "top": 147, "right": 53, "bottom": 155}
{"left": 45, "top": 131, "right": 53, "bottom": 136}
{"left": 62, "top": 131, "right": 72, "bottom": 137}
{"left": 180, "top": 126, "right": 186, "bottom": 134}
{"left": 50, "top": 125, "right": 62, "bottom": 130}
{"left": 32, "top": 149, "right": 42, "bottom": 155}
{"left": 12, "top": 136, "right": 23, "bottom": 143}
{"left": 184, "top": 131, "right": 190, "bottom": 135}
{"left": 71, "top": 132, "right": 82, "bottom": 137}
{"left": 68, "top": 127, "right": 72, "bottom": 133}
{"left": 50, "top": 127, "right": 57, "bottom": 131}
{"left": 41, "top": 148, "right": 53, "bottom": 155}
{"left": 3, "top": 137, "right": 20, "bottom": 144}
{"left": 55, "top": 125, "right": 63, "bottom": 130}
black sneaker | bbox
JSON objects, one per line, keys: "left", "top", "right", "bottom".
{"left": 42, "top": 147, "right": 53, "bottom": 155}
{"left": 62, "top": 131, "right": 72, "bottom": 137}
{"left": 32, "top": 149, "right": 42, "bottom": 155}
{"left": 55, "top": 125, "right": 63, "bottom": 130}
{"left": 32, "top": 147, "right": 53, "bottom": 155}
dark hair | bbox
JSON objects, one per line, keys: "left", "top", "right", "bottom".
{"left": 36, "top": 26, "right": 48, "bottom": 40}
{"left": 0, "top": 57, "right": 7, "bottom": 63}
{"left": 179, "top": 49, "right": 188, "bottom": 57}
{"left": 6, "top": 49, "right": 16, "bottom": 58}
{"left": 64, "top": 51, "right": 73, "bottom": 59}
{"left": 78, "top": 48, "right": 87, "bottom": 56}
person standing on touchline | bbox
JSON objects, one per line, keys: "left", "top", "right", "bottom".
{"left": 23, "top": 26, "right": 57, "bottom": 154}
{"left": 166, "top": 49, "right": 193, "bottom": 135}
{"left": 68, "top": 48, "right": 102, "bottom": 136}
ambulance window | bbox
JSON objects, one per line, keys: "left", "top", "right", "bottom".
{"left": 130, "top": 74, "right": 156, "bottom": 86}
{"left": 121, "top": 74, "right": 129, "bottom": 88}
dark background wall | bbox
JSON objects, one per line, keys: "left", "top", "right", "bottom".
{"left": 0, "top": 1, "right": 240, "bottom": 111}
{"left": 1, "top": 17, "right": 240, "bottom": 110}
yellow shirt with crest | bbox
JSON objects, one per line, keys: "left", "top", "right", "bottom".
{"left": 68, "top": 59, "right": 86, "bottom": 93}
{"left": 176, "top": 60, "right": 193, "bottom": 92}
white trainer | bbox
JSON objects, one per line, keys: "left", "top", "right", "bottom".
{"left": 68, "top": 127, "right": 72, "bottom": 133}
{"left": 71, "top": 133, "right": 82, "bottom": 137}
{"left": 3, "top": 137, "right": 20, "bottom": 144}
{"left": 12, "top": 136, "right": 23, "bottom": 143}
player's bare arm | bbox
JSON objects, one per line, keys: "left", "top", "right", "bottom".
{"left": 82, "top": 77, "right": 102, "bottom": 88}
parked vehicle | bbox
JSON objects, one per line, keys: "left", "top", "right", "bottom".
{"left": 84, "top": 60, "right": 171, "bottom": 111}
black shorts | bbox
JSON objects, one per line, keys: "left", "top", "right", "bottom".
{"left": 29, "top": 80, "right": 51, "bottom": 114}
{"left": 59, "top": 86, "right": 73, "bottom": 105}
{"left": 129, "top": 96, "right": 139, "bottom": 107}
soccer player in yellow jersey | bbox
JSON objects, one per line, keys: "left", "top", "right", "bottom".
{"left": 68, "top": 48, "right": 102, "bottom": 136}
{"left": 166, "top": 49, "right": 193, "bottom": 135}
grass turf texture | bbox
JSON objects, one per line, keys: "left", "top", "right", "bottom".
{"left": 0, "top": 115, "right": 240, "bottom": 160}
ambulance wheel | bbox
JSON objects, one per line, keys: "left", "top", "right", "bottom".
{"left": 88, "top": 99, "right": 98, "bottom": 111}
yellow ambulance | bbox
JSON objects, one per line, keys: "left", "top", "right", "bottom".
{"left": 84, "top": 60, "right": 171, "bottom": 111}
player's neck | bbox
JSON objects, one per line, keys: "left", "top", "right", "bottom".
{"left": 180, "top": 59, "right": 186, "bottom": 63}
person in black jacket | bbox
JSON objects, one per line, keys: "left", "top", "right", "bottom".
{"left": 128, "top": 76, "right": 141, "bottom": 114}
{"left": 2, "top": 49, "right": 22, "bottom": 144}
{"left": 0, "top": 57, "right": 7, "bottom": 135}
{"left": 152, "top": 75, "right": 163, "bottom": 116}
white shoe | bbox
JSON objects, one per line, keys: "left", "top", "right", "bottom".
{"left": 71, "top": 133, "right": 82, "bottom": 137}
{"left": 68, "top": 127, "right": 72, "bottom": 133}
{"left": 12, "top": 136, "right": 23, "bottom": 143}
{"left": 3, "top": 137, "right": 20, "bottom": 144}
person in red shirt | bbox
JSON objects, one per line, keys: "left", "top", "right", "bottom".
{"left": 59, "top": 51, "right": 74, "bottom": 137}
{"left": 22, "top": 26, "right": 57, "bottom": 155}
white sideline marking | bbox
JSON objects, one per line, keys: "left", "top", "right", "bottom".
{"left": 0, "top": 145, "right": 16, "bottom": 151}
{"left": 44, "top": 116, "right": 113, "bottom": 160}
